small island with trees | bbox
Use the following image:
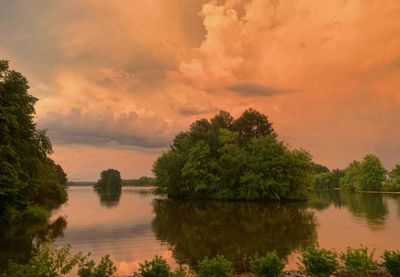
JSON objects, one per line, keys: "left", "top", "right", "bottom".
{"left": 94, "top": 169, "right": 122, "bottom": 192}
{"left": 153, "top": 109, "right": 314, "bottom": 201}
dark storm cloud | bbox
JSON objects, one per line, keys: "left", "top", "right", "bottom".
{"left": 225, "top": 81, "right": 296, "bottom": 97}
{"left": 39, "top": 108, "right": 171, "bottom": 149}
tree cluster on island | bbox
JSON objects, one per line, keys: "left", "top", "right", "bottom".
{"left": 153, "top": 109, "right": 314, "bottom": 201}
{"left": 0, "top": 60, "right": 68, "bottom": 225}
{"left": 94, "top": 169, "right": 122, "bottom": 192}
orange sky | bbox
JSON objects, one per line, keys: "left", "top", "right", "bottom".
{"left": 1, "top": 0, "right": 400, "bottom": 180}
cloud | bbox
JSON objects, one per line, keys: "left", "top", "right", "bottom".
{"left": 3, "top": 0, "right": 400, "bottom": 179}
{"left": 39, "top": 108, "right": 172, "bottom": 149}
{"left": 177, "top": 105, "right": 218, "bottom": 116}
{"left": 226, "top": 81, "right": 295, "bottom": 96}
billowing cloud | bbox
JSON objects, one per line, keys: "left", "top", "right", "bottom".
{"left": 1, "top": 0, "right": 400, "bottom": 179}
{"left": 40, "top": 108, "right": 172, "bottom": 149}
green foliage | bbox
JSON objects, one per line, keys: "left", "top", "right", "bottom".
{"left": 1, "top": 241, "right": 117, "bottom": 277}
{"left": 133, "top": 256, "right": 171, "bottom": 277}
{"left": 249, "top": 251, "right": 284, "bottom": 277}
{"left": 340, "top": 155, "right": 387, "bottom": 192}
{"left": 122, "top": 176, "right": 155, "bottom": 186}
{"left": 340, "top": 247, "right": 377, "bottom": 276}
{"left": 359, "top": 154, "right": 386, "bottom": 191}
{"left": 300, "top": 246, "right": 338, "bottom": 277}
{"left": 132, "top": 256, "right": 190, "bottom": 277}
{"left": 78, "top": 255, "right": 116, "bottom": 277}
{"left": 197, "top": 256, "right": 234, "bottom": 277}
{"left": 382, "top": 250, "right": 400, "bottom": 276}
{"left": 389, "top": 165, "right": 400, "bottom": 185}
{"left": 340, "top": 161, "right": 362, "bottom": 191}
{"left": 153, "top": 109, "right": 313, "bottom": 201}
{"left": 0, "top": 59, "right": 67, "bottom": 224}
{"left": 22, "top": 205, "right": 50, "bottom": 223}
{"left": 94, "top": 169, "right": 122, "bottom": 192}
{"left": 384, "top": 165, "right": 400, "bottom": 192}
{"left": 311, "top": 163, "right": 330, "bottom": 174}
{"left": 55, "top": 164, "right": 68, "bottom": 186}
{"left": 313, "top": 169, "right": 344, "bottom": 190}
{"left": 1, "top": 242, "right": 81, "bottom": 277}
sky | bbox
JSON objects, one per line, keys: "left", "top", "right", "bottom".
{"left": 1, "top": 0, "right": 400, "bottom": 181}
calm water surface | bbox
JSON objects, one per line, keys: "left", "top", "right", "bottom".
{"left": 3, "top": 187, "right": 400, "bottom": 275}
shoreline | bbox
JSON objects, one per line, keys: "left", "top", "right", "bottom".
{"left": 332, "top": 188, "right": 400, "bottom": 195}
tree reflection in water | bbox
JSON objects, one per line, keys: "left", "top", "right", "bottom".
{"left": 0, "top": 216, "right": 67, "bottom": 270}
{"left": 309, "top": 190, "right": 389, "bottom": 228}
{"left": 152, "top": 200, "right": 317, "bottom": 272}
{"left": 95, "top": 187, "right": 122, "bottom": 208}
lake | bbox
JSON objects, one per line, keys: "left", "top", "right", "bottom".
{"left": 2, "top": 187, "right": 400, "bottom": 275}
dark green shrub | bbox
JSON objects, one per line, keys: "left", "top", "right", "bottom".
{"left": 172, "top": 267, "right": 192, "bottom": 277}
{"left": 23, "top": 205, "right": 50, "bottom": 223}
{"left": 197, "top": 255, "right": 234, "bottom": 277}
{"left": 133, "top": 256, "right": 171, "bottom": 277}
{"left": 340, "top": 247, "right": 377, "bottom": 276}
{"left": 382, "top": 250, "right": 400, "bottom": 276}
{"left": 250, "top": 250, "right": 284, "bottom": 277}
{"left": 300, "top": 246, "right": 338, "bottom": 277}
{"left": 78, "top": 255, "right": 116, "bottom": 277}
{"left": 2, "top": 243, "right": 81, "bottom": 277}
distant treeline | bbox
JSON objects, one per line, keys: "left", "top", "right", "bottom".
{"left": 313, "top": 154, "right": 400, "bottom": 192}
{"left": 68, "top": 176, "right": 155, "bottom": 187}
{"left": 68, "top": 181, "right": 96, "bottom": 186}
{"left": 122, "top": 176, "right": 155, "bottom": 186}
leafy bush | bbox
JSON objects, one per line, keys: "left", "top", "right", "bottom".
{"left": 300, "top": 246, "right": 338, "bottom": 277}
{"left": 340, "top": 247, "right": 377, "bottom": 276}
{"left": 250, "top": 251, "right": 284, "bottom": 277}
{"left": 1, "top": 241, "right": 118, "bottom": 277}
{"left": 78, "top": 255, "right": 116, "bottom": 277}
{"left": 382, "top": 250, "right": 400, "bottom": 276}
{"left": 197, "top": 255, "right": 234, "bottom": 277}
{"left": 133, "top": 256, "right": 170, "bottom": 277}
{"left": 1, "top": 242, "right": 81, "bottom": 277}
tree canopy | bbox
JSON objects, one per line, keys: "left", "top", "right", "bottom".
{"left": 0, "top": 60, "right": 67, "bottom": 224}
{"left": 94, "top": 169, "right": 122, "bottom": 192}
{"left": 340, "top": 155, "right": 387, "bottom": 191}
{"left": 153, "top": 109, "right": 314, "bottom": 201}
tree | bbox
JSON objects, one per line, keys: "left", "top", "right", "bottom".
{"left": 340, "top": 161, "right": 362, "bottom": 191}
{"left": 232, "top": 108, "right": 276, "bottom": 145}
{"left": 359, "top": 154, "right": 386, "bottom": 191}
{"left": 153, "top": 109, "right": 313, "bottom": 201}
{"left": 311, "top": 163, "right": 330, "bottom": 174}
{"left": 389, "top": 164, "right": 400, "bottom": 186}
{"left": 0, "top": 60, "right": 67, "bottom": 224}
{"left": 313, "top": 169, "right": 344, "bottom": 190}
{"left": 94, "top": 169, "right": 122, "bottom": 192}
{"left": 55, "top": 164, "right": 68, "bottom": 186}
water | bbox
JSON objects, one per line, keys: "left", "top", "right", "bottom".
{"left": 2, "top": 187, "right": 400, "bottom": 275}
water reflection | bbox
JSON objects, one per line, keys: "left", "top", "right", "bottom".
{"left": 95, "top": 188, "right": 122, "bottom": 208}
{"left": 0, "top": 216, "right": 67, "bottom": 270}
{"left": 309, "top": 190, "right": 389, "bottom": 228}
{"left": 151, "top": 200, "right": 317, "bottom": 272}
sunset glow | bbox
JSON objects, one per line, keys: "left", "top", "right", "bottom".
{"left": 1, "top": 0, "right": 399, "bottom": 180}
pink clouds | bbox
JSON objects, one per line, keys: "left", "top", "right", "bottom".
{"left": 1, "top": 0, "right": 400, "bottom": 179}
